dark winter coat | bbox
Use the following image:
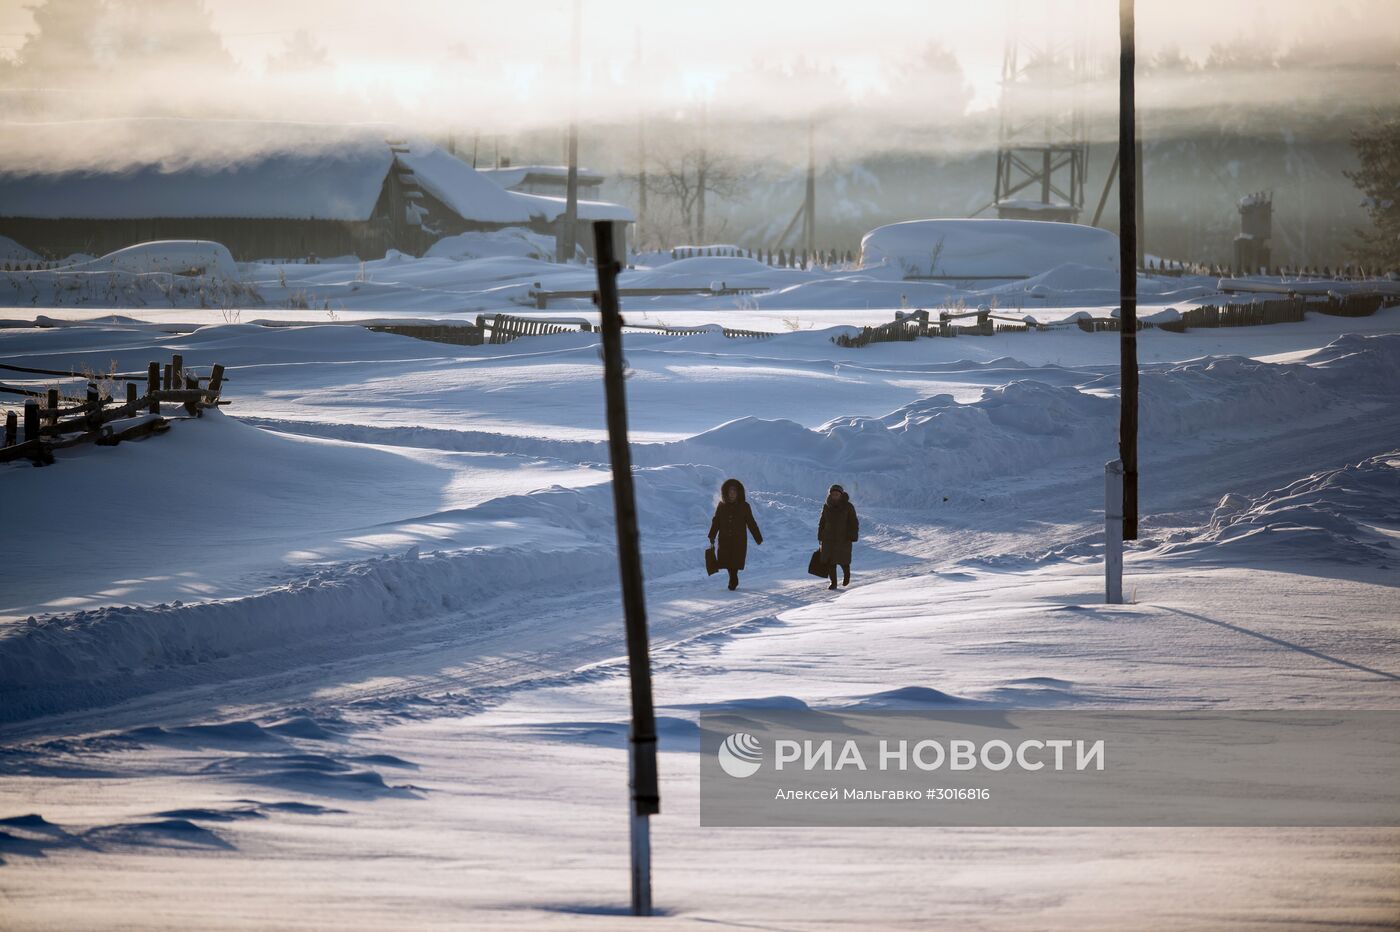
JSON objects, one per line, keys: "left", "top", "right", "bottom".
{"left": 818, "top": 491, "right": 858, "bottom": 566}
{"left": 708, "top": 478, "right": 763, "bottom": 570}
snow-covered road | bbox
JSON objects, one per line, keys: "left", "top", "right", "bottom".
{"left": 2, "top": 308, "right": 1398, "bottom": 928}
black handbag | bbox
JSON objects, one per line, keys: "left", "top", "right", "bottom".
{"left": 705, "top": 546, "right": 719, "bottom": 576}
{"left": 807, "top": 548, "right": 829, "bottom": 578}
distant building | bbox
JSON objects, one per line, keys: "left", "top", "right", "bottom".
{"left": 476, "top": 164, "right": 632, "bottom": 254}
{"left": 1234, "top": 191, "right": 1273, "bottom": 273}
{"left": 0, "top": 123, "right": 631, "bottom": 261}
{"left": 476, "top": 164, "right": 606, "bottom": 200}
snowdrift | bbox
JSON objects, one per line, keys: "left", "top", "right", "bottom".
{"left": 1159, "top": 452, "right": 1399, "bottom": 567}
{"left": 0, "top": 460, "right": 816, "bottom": 722}
{"left": 424, "top": 228, "right": 557, "bottom": 262}
{"left": 860, "top": 219, "right": 1120, "bottom": 279}
{"left": 656, "top": 334, "right": 1400, "bottom": 506}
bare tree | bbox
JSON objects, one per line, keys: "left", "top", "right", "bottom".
{"left": 651, "top": 141, "right": 745, "bottom": 245}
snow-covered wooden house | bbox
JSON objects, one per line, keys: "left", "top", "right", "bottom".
{"left": 0, "top": 123, "right": 632, "bottom": 261}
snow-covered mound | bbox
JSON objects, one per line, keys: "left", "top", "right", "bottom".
{"left": 0, "top": 240, "right": 258, "bottom": 308}
{"left": 860, "top": 219, "right": 1120, "bottom": 279}
{"left": 981, "top": 261, "right": 1118, "bottom": 300}
{"left": 1159, "top": 453, "right": 1400, "bottom": 567}
{"left": 0, "top": 234, "right": 39, "bottom": 262}
{"left": 622, "top": 255, "right": 794, "bottom": 290}
{"left": 424, "top": 227, "right": 556, "bottom": 262}
{"left": 64, "top": 240, "right": 241, "bottom": 280}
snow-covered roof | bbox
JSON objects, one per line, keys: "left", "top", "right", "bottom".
{"left": 0, "top": 127, "right": 394, "bottom": 221}
{"left": 477, "top": 165, "right": 605, "bottom": 189}
{"left": 509, "top": 191, "right": 635, "bottom": 223}
{"left": 393, "top": 145, "right": 536, "bottom": 224}
{"left": 0, "top": 122, "right": 632, "bottom": 228}
{"left": 0, "top": 124, "right": 577, "bottom": 227}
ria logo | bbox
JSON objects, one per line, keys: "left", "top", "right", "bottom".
{"left": 718, "top": 732, "right": 763, "bottom": 778}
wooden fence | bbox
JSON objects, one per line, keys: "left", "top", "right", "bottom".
{"left": 833, "top": 290, "right": 1396, "bottom": 347}
{"left": 368, "top": 323, "right": 485, "bottom": 346}
{"left": 1, "top": 353, "right": 226, "bottom": 465}
{"left": 527, "top": 283, "right": 768, "bottom": 310}
{"left": 833, "top": 309, "right": 1033, "bottom": 346}
{"left": 386, "top": 313, "right": 779, "bottom": 346}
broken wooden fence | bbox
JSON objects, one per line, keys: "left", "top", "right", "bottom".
{"left": 832, "top": 290, "right": 1396, "bottom": 347}
{"left": 528, "top": 283, "right": 768, "bottom": 310}
{"left": 1, "top": 353, "right": 226, "bottom": 465}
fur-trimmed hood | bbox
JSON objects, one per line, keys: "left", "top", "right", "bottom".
{"left": 720, "top": 477, "right": 747, "bottom": 503}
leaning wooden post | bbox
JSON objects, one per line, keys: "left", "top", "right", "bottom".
{"left": 4, "top": 410, "right": 15, "bottom": 447}
{"left": 148, "top": 362, "right": 161, "bottom": 415}
{"left": 207, "top": 364, "right": 225, "bottom": 400}
{"left": 592, "top": 219, "right": 659, "bottom": 918}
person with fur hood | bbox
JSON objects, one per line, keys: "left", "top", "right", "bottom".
{"left": 708, "top": 477, "right": 763, "bottom": 590}
{"left": 818, "top": 484, "right": 859, "bottom": 590}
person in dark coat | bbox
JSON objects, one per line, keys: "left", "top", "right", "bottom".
{"left": 708, "top": 477, "right": 763, "bottom": 590}
{"left": 818, "top": 484, "right": 858, "bottom": 590}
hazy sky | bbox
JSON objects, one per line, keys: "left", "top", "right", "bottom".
{"left": 0, "top": 0, "right": 1396, "bottom": 166}
{"left": 2, "top": 0, "right": 1396, "bottom": 108}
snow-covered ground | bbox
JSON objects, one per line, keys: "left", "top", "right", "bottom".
{"left": 2, "top": 245, "right": 1398, "bottom": 927}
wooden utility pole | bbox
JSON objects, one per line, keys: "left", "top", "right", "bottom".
{"left": 696, "top": 101, "right": 708, "bottom": 244}
{"left": 1118, "top": 0, "right": 1139, "bottom": 540}
{"left": 592, "top": 220, "right": 660, "bottom": 917}
{"left": 803, "top": 120, "right": 816, "bottom": 255}
{"left": 637, "top": 116, "right": 648, "bottom": 250}
{"left": 559, "top": 0, "right": 581, "bottom": 263}
{"left": 634, "top": 30, "right": 647, "bottom": 251}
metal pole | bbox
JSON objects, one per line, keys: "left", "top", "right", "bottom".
{"left": 592, "top": 219, "right": 659, "bottom": 917}
{"left": 1118, "top": 0, "right": 1139, "bottom": 541}
{"left": 1105, "top": 460, "right": 1124, "bottom": 603}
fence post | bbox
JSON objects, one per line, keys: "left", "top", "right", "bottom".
{"left": 163, "top": 364, "right": 172, "bottom": 391}
{"left": 4, "top": 410, "right": 14, "bottom": 447}
{"left": 171, "top": 354, "right": 184, "bottom": 390}
{"left": 46, "top": 388, "right": 58, "bottom": 427}
{"left": 149, "top": 362, "right": 161, "bottom": 415}
{"left": 592, "top": 219, "right": 659, "bottom": 918}
{"left": 1105, "top": 459, "right": 1124, "bottom": 604}
{"left": 86, "top": 382, "right": 100, "bottom": 430}
{"left": 23, "top": 398, "right": 40, "bottom": 443}
{"left": 208, "top": 364, "right": 225, "bottom": 399}
{"left": 127, "top": 382, "right": 137, "bottom": 409}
